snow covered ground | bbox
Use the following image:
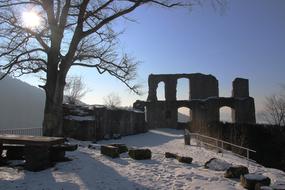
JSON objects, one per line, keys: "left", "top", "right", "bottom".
{"left": 1, "top": 128, "right": 285, "bottom": 190}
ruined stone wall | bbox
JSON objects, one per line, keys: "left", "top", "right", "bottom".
{"left": 205, "top": 122, "right": 285, "bottom": 171}
{"left": 147, "top": 73, "right": 219, "bottom": 101}
{"left": 142, "top": 73, "right": 256, "bottom": 130}
{"left": 62, "top": 104, "right": 146, "bottom": 141}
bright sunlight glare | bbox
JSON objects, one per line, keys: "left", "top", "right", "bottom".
{"left": 22, "top": 11, "right": 41, "bottom": 28}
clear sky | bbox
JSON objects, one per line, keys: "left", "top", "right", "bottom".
{"left": 21, "top": 0, "right": 285, "bottom": 115}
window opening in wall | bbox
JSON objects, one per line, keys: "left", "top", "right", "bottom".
{"left": 219, "top": 106, "right": 233, "bottom": 123}
{"left": 177, "top": 107, "right": 191, "bottom": 123}
{"left": 177, "top": 78, "right": 190, "bottom": 100}
{"left": 157, "top": 81, "right": 165, "bottom": 101}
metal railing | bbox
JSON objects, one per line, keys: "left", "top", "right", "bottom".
{"left": 185, "top": 129, "right": 256, "bottom": 163}
{"left": 0, "top": 128, "right": 43, "bottom": 136}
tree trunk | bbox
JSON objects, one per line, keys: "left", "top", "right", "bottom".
{"left": 42, "top": 72, "right": 66, "bottom": 137}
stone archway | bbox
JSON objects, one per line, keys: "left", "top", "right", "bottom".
{"left": 156, "top": 81, "right": 166, "bottom": 101}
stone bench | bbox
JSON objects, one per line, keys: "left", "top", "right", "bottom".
{"left": 176, "top": 155, "right": 193, "bottom": 164}
{"left": 108, "top": 144, "right": 128, "bottom": 154}
{"left": 165, "top": 152, "right": 177, "bottom": 158}
{"left": 49, "top": 143, "right": 78, "bottom": 162}
{"left": 165, "top": 152, "right": 193, "bottom": 164}
{"left": 2, "top": 145, "right": 25, "bottom": 160}
{"left": 128, "top": 148, "right": 151, "bottom": 160}
{"left": 240, "top": 174, "right": 271, "bottom": 190}
{"left": 101, "top": 145, "right": 120, "bottom": 158}
{"left": 0, "top": 134, "right": 65, "bottom": 171}
{"left": 224, "top": 165, "right": 249, "bottom": 178}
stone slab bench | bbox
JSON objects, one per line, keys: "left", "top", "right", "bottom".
{"left": 128, "top": 148, "right": 151, "bottom": 160}
{"left": 101, "top": 145, "right": 120, "bottom": 158}
{"left": 176, "top": 155, "right": 193, "bottom": 164}
{"left": 224, "top": 165, "right": 249, "bottom": 178}
{"left": 165, "top": 152, "right": 193, "bottom": 164}
{"left": 240, "top": 174, "right": 271, "bottom": 190}
{"left": 108, "top": 144, "right": 128, "bottom": 154}
{"left": 0, "top": 134, "right": 65, "bottom": 171}
{"left": 2, "top": 145, "right": 25, "bottom": 160}
{"left": 49, "top": 143, "right": 78, "bottom": 162}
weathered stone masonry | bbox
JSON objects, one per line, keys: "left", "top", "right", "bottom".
{"left": 62, "top": 104, "right": 146, "bottom": 140}
{"left": 134, "top": 73, "right": 256, "bottom": 132}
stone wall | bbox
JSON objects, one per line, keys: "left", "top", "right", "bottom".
{"left": 62, "top": 104, "right": 146, "bottom": 141}
{"left": 199, "top": 122, "right": 285, "bottom": 171}
{"left": 135, "top": 73, "right": 256, "bottom": 130}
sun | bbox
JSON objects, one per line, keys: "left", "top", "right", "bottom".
{"left": 22, "top": 11, "right": 41, "bottom": 28}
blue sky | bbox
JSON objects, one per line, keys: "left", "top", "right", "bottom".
{"left": 21, "top": 0, "right": 285, "bottom": 114}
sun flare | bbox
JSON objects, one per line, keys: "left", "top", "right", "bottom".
{"left": 22, "top": 11, "right": 41, "bottom": 28}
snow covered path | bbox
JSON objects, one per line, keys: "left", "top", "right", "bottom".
{"left": 1, "top": 128, "right": 285, "bottom": 190}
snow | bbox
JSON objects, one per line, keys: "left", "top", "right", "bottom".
{"left": 1, "top": 128, "right": 285, "bottom": 190}
{"left": 244, "top": 173, "right": 268, "bottom": 180}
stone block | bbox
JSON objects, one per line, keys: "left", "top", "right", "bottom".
{"left": 176, "top": 156, "right": 193, "bottom": 164}
{"left": 165, "top": 152, "right": 177, "bottom": 158}
{"left": 128, "top": 148, "right": 151, "bottom": 160}
{"left": 240, "top": 174, "right": 271, "bottom": 190}
{"left": 24, "top": 146, "right": 52, "bottom": 172}
{"left": 4, "top": 145, "right": 24, "bottom": 160}
{"left": 101, "top": 145, "right": 119, "bottom": 158}
{"left": 224, "top": 165, "right": 249, "bottom": 178}
{"left": 109, "top": 144, "right": 128, "bottom": 154}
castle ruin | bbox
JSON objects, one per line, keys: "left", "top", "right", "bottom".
{"left": 134, "top": 73, "right": 256, "bottom": 132}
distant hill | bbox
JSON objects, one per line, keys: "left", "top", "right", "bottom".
{"left": 0, "top": 75, "right": 45, "bottom": 129}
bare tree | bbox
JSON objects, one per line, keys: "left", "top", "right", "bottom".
{"left": 0, "top": 0, "right": 226, "bottom": 136}
{"left": 261, "top": 85, "right": 285, "bottom": 127}
{"left": 64, "top": 76, "right": 88, "bottom": 104}
{"left": 104, "top": 93, "right": 121, "bottom": 109}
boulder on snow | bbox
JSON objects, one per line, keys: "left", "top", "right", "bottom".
{"left": 224, "top": 165, "right": 249, "bottom": 178}
{"left": 128, "top": 148, "right": 151, "bottom": 160}
{"left": 165, "top": 152, "right": 177, "bottom": 158}
{"left": 240, "top": 174, "right": 271, "bottom": 190}
{"left": 204, "top": 158, "right": 232, "bottom": 171}
{"left": 108, "top": 144, "right": 128, "bottom": 154}
{"left": 176, "top": 156, "right": 193, "bottom": 164}
{"left": 101, "top": 145, "right": 119, "bottom": 158}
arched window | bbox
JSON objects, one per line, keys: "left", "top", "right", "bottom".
{"left": 157, "top": 81, "right": 165, "bottom": 101}
{"left": 219, "top": 106, "right": 233, "bottom": 123}
{"left": 177, "top": 78, "right": 190, "bottom": 100}
{"left": 177, "top": 107, "right": 191, "bottom": 123}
